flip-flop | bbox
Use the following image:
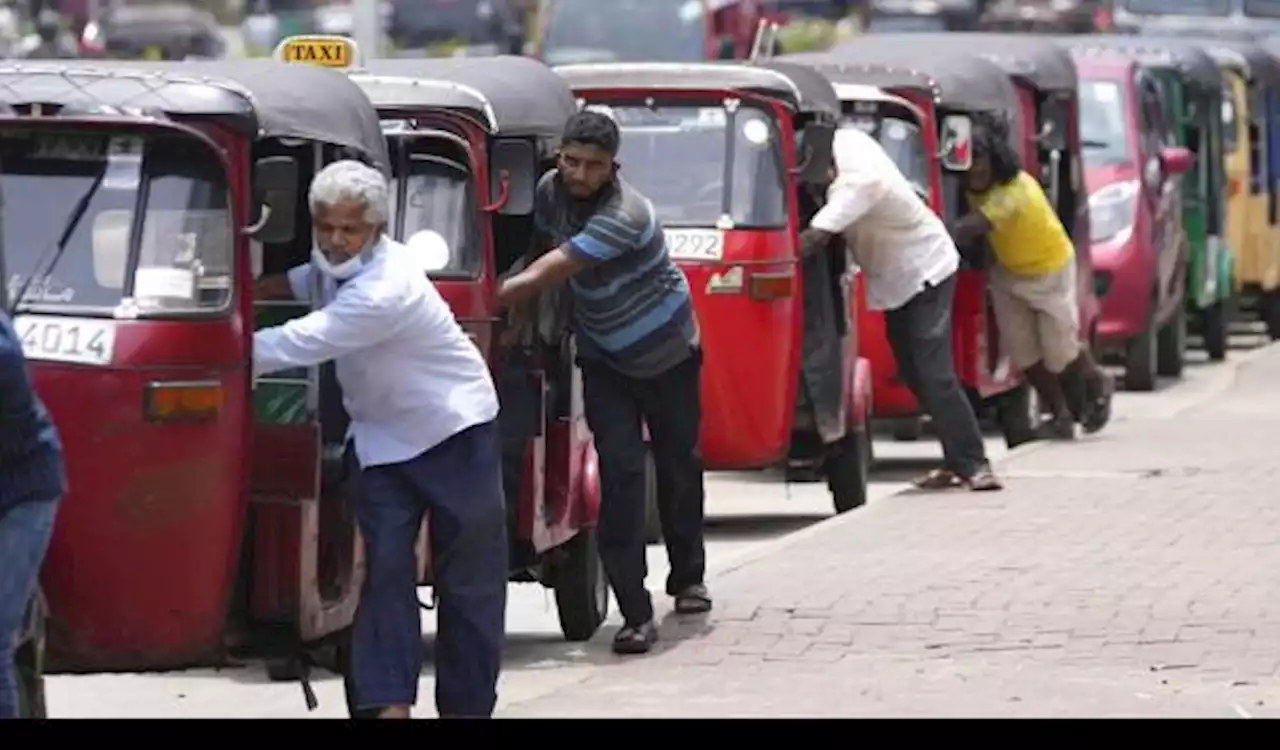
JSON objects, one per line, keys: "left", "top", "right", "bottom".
{"left": 612, "top": 621, "right": 658, "bottom": 654}
{"left": 673, "top": 584, "right": 712, "bottom": 614}
{"left": 963, "top": 467, "right": 1004, "bottom": 491}
{"left": 912, "top": 468, "right": 964, "bottom": 490}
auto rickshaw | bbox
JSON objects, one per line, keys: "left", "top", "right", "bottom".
{"left": 781, "top": 45, "right": 1038, "bottom": 444}
{"left": 270, "top": 35, "right": 610, "bottom": 644}
{"left": 1062, "top": 35, "right": 1236, "bottom": 361}
{"left": 554, "top": 60, "right": 874, "bottom": 517}
{"left": 0, "top": 59, "right": 389, "bottom": 693}
{"left": 829, "top": 32, "right": 1106, "bottom": 381}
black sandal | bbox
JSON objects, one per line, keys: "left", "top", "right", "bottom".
{"left": 612, "top": 621, "right": 658, "bottom": 654}
{"left": 673, "top": 583, "right": 713, "bottom": 614}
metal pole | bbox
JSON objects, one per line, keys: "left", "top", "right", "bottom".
{"left": 352, "top": 0, "right": 381, "bottom": 57}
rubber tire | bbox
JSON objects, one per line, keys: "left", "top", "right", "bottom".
{"left": 1201, "top": 300, "right": 1228, "bottom": 361}
{"left": 553, "top": 526, "right": 609, "bottom": 642}
{"left": 14, "top": 591, "right": 47, "bottom": 719}
{"left": 1156, "top": 302, "right": 1187, "bottom": 378}
{"left": 1264, "top": 289, "right": 1280, "bottom": 341}
{"left": 1123, "top": 312, "right": 1159, "bottom": 392}
{"left": 826, "top": 429, "right": 871, "bottom": 514}
{"left": 265, "top": 657, "right": 302, "bottom": 682}
{"left": 890, "top": 417, "right": 923, "bottom": 441}
{"left": 996, "top": 383, "right": 1039, "bottom": 449}
{"left": 641, "top": 444, "right": 662, "bottom": 545}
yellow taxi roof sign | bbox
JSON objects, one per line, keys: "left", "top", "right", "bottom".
{"left": 273, "top": 35, "right": 360, "bottom": 69}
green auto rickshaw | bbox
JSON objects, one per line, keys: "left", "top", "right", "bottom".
{"left": 1064, "top": 34, "right": 1236, "bottom": 361}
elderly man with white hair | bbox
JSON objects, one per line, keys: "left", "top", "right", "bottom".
{"left": 252, "top": 159, "right": 506, "bottom": 719}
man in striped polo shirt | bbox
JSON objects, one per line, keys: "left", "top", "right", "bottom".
{"left": 498, "top": 111, "right": 708, "bottom": 655}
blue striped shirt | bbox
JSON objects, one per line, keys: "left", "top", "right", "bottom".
{"left": 533, "top": 172, "right": 698, "bottom": 378}
{"left": 0, "top": 313, "right": 66, "bottom": 516}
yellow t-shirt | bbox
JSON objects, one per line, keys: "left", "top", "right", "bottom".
{"left": 967, "top": 171, "right": 1074, "bottom": 277}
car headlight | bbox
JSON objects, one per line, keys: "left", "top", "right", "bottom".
{"left": 1088, "top": 180, "right": 1139, "bottom": 244}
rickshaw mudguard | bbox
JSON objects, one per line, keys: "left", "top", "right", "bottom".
{"left": 687, "top": 230, "right": 805, "bottom": 470}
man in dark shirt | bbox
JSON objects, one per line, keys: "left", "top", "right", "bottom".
{"left": 0, "top": 311, "right": 65, "bottom": 718}
{"left": 498, "top": 111, "right": 708, "bottom": 654}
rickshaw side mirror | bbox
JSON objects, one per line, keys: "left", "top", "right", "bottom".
{"left": 248, "top": 155, "right": 300, "bottom": 244}
{"left": 796, "top": 122, "right": 834, "bottom": 185}
{"left": 1159, "top": 146, "right": 1193, "bottom": 177}
{"left": 490, "top": 139, "right": 537, "bottom": 215}
{"left": 940, "top": 114, "right": 973, "bottom": 172}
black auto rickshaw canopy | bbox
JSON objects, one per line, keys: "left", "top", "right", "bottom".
{"left": 1057, "top": 34, "right": 1225, "bottom": 95}
{"left": 552, "top": 60, "right": 842, "bottom": 121}
{"left": 827, "top": 32, "right": 1078, "bottom": 96}
{"left": 0, "top": 59, "right": 391, "bottom": 172}
{"left": 782, "top": 45, "right": 1023, "bottom": 137}
{"left": 98, "top": 3, "right": 227, "bottom": 60}
{"left": 353, "top": 55, "right": 579, "bottom": 142}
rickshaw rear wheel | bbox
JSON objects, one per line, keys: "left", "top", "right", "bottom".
{"left": 1123, "top": 309, "right": 1158, "bottom": 392}
{"left": 553, "top": 526, "right": 609, "bottom": 642}
{"left": 996, "top": 383, "right": 1039, "bottom": 448}
{"left": 826, "top": 429, "right": 870, "bottom": 514}
{"left": 1156, "top": 303, "right": 1187, "bottom": 377}
{"left": 642, "top": 443, "right": 662, "bottom": 545}
{"left": 1263, "top": 290, "right": 1280, "bottom": 340}
{"left": 15, "top": 590, "right": 48, "bottom": 719}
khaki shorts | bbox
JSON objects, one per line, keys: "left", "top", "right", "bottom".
{"left": 989, "top": 260, "right": 1081, "bottom": 373}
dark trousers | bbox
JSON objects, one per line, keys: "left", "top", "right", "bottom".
{"left": 0, "top": 498, "right": 58, "bottom": 719}
{"left": 883, "top": 274, "right": 989, "bottom": 478}
{"left": 348, "top": 420, "right": 508, "bottom": 718}
{"left": 580, "top": 349, "right": 707, "bottom": 626}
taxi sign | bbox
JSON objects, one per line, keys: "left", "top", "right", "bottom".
{"left": 273, "top": 35, "right": 360, "bottom": 69}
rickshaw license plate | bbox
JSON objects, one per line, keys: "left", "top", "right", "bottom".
{"left": 665, "top": 229, "right": 724, "bottom": 261}
{"left": 13, "top": 315, "right": 116, "bottom": 366}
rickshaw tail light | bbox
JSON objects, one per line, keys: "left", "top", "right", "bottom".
{"left": 749, "top": 271, "right": 795, "bottom": 301}
{"left": 144, "top": 381, "right": 224, "bottom": 422}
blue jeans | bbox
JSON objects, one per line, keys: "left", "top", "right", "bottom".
{"left": 0, "top": 499, "right": 58, "bottom": 719}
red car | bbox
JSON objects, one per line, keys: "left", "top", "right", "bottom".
{"left": 1072, "top": 51, "right": 1193, "bottom": 391}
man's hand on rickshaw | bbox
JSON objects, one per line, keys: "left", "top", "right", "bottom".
{"left": 798, "top": 227, "right": 834, "bottom": 258}
{"left": 252, "top": 274, "right": 293, "bottom": 301}
{"left": 497, "top": 246, "right": 587, "bottom": 309}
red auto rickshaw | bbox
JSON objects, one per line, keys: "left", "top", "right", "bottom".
{"left": 781, "top": 47, "right": 1038, "bottom": 444}
{"left": 0, "top": 59, "right": 385, "bottom": 692}
{"left": 837, "top": 33, "right": 1106, "bottom": 405}
{"left": 554, "top": 61, "right": 874, "bottom": 520}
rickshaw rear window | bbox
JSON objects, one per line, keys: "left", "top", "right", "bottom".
{"left": 842, "top": 114, "right": 929, "bottom": 198}
{"left": 606, "top": 103, "right": 788, "bottom": 229}
{"left": 3, "top": 130, "right": 232, "bottom": 315}
{"left": 1078, "top": 80, "right": 1132, "bottom": 166}
{"left": 387, "top": 148, "right": 480, "bottom": 279}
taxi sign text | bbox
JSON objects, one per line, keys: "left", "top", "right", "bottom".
{"left": 275, "top": 36, "right": 357, "bottom": 68}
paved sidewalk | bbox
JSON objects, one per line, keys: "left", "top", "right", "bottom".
{"left": 500, "top": 347, "right": 1280, "bottom": 718}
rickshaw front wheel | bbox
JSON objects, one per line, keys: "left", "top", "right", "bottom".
{"left": 642, "top": 444, "right": 662, "bottom": 545}
{"left": 553, "top": 527, "right": 609, "bottom": 642}
{"left": 826, "top": 430, "right": 870, "bottom": 514}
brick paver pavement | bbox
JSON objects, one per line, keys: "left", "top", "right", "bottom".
{"left": 499, "top": 347, "right": 1280, "bottom": 718}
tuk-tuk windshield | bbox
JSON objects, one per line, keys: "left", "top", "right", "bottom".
{"left": 386, "top": 142, "right": 480, "bottom": 278}
{"left": 540, "top": 0, "right": 705, "bottom": 64}
{"left": 607, "top": 103, "right": 788, "bottom": 229}
{"left": 1120, "top": 0, "right": 1230, "bottom": 13}
{"left": 1078, "top": 80, "right": 1132, "bottom": 167}
{"left": 840, "top": 114, "right": 929, "bottom": 198}
{"left": 3, "top": 129, "right": 232, "bottom": 315}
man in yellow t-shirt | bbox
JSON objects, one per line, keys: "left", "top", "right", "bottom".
{"left": 949, "top": 122, "right": 1113, "bottom": 440}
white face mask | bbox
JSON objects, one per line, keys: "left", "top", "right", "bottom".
{"left": 311, "top": 247, "right": 365, "bottom": 280}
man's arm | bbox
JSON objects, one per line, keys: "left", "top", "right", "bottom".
{"left": 497, "top": 207, "right": 640, "bottom": 308}
{"left": 253, "top": 264, "right": 310, "bottom": 301}
{"left": 947, "top": 212, "right": 995, "bottom": 249}
{"left": 252, "top": 284, "right": 402, "bottom": 377}
{"left": 798, "top": 175, "right": 883, "bottom": 258}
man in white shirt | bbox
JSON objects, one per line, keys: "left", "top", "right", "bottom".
{"left": 252, "top": 160, "right": 507, "bottom": 718}
{"left": 798, "top": 127, "right": 1002, "bottom": 491}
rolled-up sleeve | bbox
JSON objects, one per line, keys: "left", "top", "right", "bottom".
{"left": 253, "top": 284, "right": 403, "bottom": 377}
